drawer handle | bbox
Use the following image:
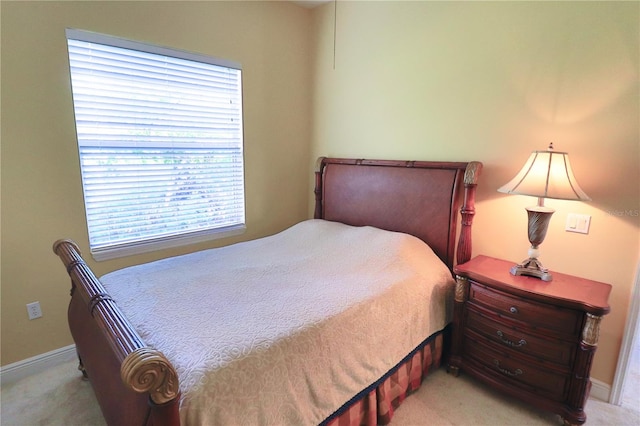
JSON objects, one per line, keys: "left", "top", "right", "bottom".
{"left": 509, "top": 306, "right": 518, "bottom": 314}
{"left": 496, "top": 330, "right": 527, "bottom": 348}
{"left": 493, "top": 360, "right": 523, "bottom": 377}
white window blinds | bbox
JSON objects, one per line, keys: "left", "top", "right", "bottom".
{"left": 66, "top": 29, "right": 245, "bottom": 260}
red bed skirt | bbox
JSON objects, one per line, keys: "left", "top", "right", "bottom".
{"left": 322, "top": 326, "right": 449, "bottom": 426}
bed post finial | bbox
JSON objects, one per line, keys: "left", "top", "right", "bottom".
{"left": 314, "top": 157, "right": 327, "bottom": 219}
{"left": 457, "top": 161, "right": 483, "bottom": 265}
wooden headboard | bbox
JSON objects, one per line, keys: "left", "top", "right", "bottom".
{"left": 314, "top": 157, "right": 482, "bottom": 270}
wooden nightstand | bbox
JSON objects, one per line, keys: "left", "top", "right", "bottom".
{"left": 448, "top": 255, "right": 611, "bottom": 426}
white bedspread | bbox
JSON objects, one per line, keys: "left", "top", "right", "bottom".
{"left": 101, "top": 219, "right": 455, "bottom": 425}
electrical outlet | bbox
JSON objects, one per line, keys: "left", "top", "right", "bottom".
{"left": 26, "top": 301, "right": 42, "bottom": 320}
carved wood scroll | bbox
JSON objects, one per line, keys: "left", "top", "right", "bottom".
{"left": 121, "top": 347, "right": 179, "bottom": 404}
{"left": 581, "top": 313, "right": 603, "bottom": 346}
{"left": 52, "top": 240, "right": 180, "bottom": 406}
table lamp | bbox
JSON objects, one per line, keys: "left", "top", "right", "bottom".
{"left": 498, "top": 142, "right": 591, "bottom": 281}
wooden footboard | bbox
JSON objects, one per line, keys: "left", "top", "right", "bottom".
{"left": 53, "top": 240, "right": 181, "bottom": 426}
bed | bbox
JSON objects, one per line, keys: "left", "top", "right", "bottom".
{"left": 53, "top": 157, "right": 482, "bottom": 426}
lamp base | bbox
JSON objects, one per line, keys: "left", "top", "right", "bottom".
{"left": 510, "top": 257, "right": 553, "bottom": 282}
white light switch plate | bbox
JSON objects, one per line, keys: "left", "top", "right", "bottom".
{"left": 566, "top": 213, "right": 591, "bottom": 234}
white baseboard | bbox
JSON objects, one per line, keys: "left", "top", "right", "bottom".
{"left": 0, "top": 344, "right": 77, "bottom": 386}
{"left": 590, "top": 377, "right": 611, "bottom": 402}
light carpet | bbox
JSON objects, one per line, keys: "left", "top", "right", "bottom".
{"left": 1, "top": 360, "right": 638, "bottom": 425}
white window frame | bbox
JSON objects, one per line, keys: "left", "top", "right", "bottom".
{"left": 66, "top": 29, "right": 245, "bottom": 261}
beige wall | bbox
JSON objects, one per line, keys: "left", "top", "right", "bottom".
{"left": 310, "top": 1, "right": 639, "bottom": 385}
{"left": 2, "top": 0, "right": 638, "bottom": 391}
{"left": 1, "top": 1, "right": 312, "bottom": 365}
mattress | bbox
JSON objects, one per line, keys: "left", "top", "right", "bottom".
{"left": 100, "top": 219, "right": 455, "bottom": 425}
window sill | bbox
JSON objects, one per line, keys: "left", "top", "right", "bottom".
{"left": 90, "top": 225, "right": 246, "bottom": 261}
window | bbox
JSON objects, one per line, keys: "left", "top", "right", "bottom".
{"left": 66, "top": 29, "right": 245, "bottom": 261}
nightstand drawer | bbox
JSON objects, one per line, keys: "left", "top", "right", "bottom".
{"left": 464, "top": 337, "right": 569, "bottom": 401}
{"left": 465, "top": 307, "right": 575, "bottom": 367}
{"left": 469, "top": 282, "right": 581, "bottom": 336}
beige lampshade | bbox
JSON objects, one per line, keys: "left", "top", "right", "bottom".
{"left": 498, "top": 144, "right": 591, "bottom": 201}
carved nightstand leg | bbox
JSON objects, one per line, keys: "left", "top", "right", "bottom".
{"left": 448, "top": 275, "right": 470, "bottom": 376}
{"left": 563, "top": 417, "right": 579, "bottom": 426}
{"left": 447, "top": 365, "right": 460, "bottom": 377}
{"left": 561, "top": 313, "right": 603, "bottom": 426}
